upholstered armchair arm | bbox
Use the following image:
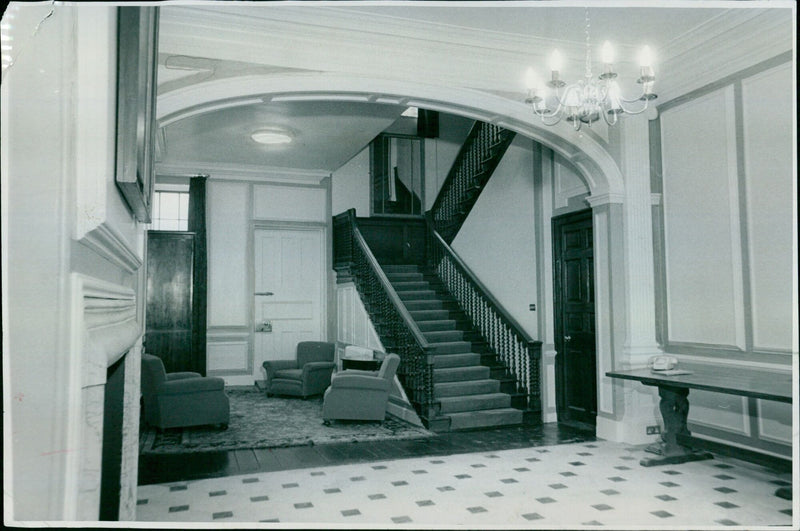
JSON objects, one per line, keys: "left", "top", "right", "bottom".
{"left": 167, "top": 372, "right": 202, "bottom": 381}
{"left": 262, "top": 359, "right": 298, "bottom": 383}
{"left": 159, "top": 376, "right": 225, "bottom": 395}
{"left": 329, "top": 374, "right": 390, "bottom": 392}
{"left": 302, "top": 361, "right": 336, "bottom": 377}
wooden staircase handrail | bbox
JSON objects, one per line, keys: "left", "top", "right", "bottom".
{"left": 341, "top": 209, "right": 432, "bottom": 350}
{"left": 425, "top": 213, "right": 540, "bottom": 348}
{"left": 429, "top": 120, "right": 484, "bottom": 216}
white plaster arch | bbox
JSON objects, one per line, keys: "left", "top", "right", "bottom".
{"left": 156, "top": 73, "right": 624, "bottom": 198}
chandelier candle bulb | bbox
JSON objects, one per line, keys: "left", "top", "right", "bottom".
{"left": 601, "top": 41, "right": 614, "bottom": 64}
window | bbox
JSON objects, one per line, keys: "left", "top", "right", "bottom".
{"left": 371, "top": 134, "right": 424, "bottom": 216}
{"left": 150, "top": 191, "right": 189, "bottom": 231}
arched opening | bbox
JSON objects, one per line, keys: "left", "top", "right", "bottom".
{"left": 155, "top": 72, "right": 625, "bottom": 435}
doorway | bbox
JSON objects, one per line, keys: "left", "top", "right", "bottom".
{"left": 552, "top": 209, "right": 597, "bottom": 428}
{"left": 253, "top": 226, "right": 326, "bottom": 380}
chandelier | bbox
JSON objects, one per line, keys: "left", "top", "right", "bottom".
{"left": 524, "top": 8, "right": 657, "bottom": 131}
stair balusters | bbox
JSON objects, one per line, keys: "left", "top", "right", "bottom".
{"left": 431, "top": 122, "right": 516, "bottom": 243}
{"left": 425, "top": 215, "right": 542, "bottom": 416}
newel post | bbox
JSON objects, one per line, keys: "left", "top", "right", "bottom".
{"left": 527, "top": 340, "right": 543, "bottom": 415}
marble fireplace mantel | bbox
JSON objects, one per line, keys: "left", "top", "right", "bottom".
{"left": 67, "top": 273, "right": 142, "bottom": 520}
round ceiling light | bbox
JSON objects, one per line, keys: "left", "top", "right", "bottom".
{"left": 250, "top": 127, "right": 294, "bottom": 145}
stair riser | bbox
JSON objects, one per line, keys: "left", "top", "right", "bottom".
{"left": 410, "top": 310, "right": 452, "bottom": 321}
{"left": 432, "top": 342, "right": 473, "bottom": 354}
{"left": 424, "top": 331, "right": 465, "bottom": 342}
{"left": 386, "top": 274, "right": 425, "bottom": 284}
{"left": 433, "top": 367, "right": 491, "bottom": 383}
{"left": 439, "top": 395, "right": 511, "bottom": 414}
{"left": 398, "top": 291, "right": 438, "bottom": 301}
{"left": 434, "top": 380, "right": 500, "bottom": 397}
{"left": 404, "top": 300, "right": 458, "bottom": 311}
{"left": 448, "top": 409, "right": 522, "bottom": 430}
{"left": 431, "top": 353, "right": 482, "bottom": 368}
{"left": 390, "top": 281, "right": 430, "bottom": 291}
{"left": 382, "top": 265, "right": 422, "bottom": 274}
{"left": 416, "top": 320, "right": 458, "bottom": 332}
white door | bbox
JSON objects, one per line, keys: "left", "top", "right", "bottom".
{"left": 253, "top": 227, "right": 325, "bottom": 380}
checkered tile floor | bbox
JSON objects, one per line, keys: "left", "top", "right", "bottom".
{"left": 136, "top": 440, "right": 794, "bottom": 527}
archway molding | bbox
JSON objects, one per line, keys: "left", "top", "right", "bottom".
{"left": 156, "top": 72, "right": 624, "bottom": 198}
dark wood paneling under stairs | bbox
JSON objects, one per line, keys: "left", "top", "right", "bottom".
{"left": 382, "top": 263, "right": 524, "bottom": 431}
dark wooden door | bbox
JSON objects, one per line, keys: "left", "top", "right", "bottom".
{"left": 145, "top": 231, "right": 197, "bottom": 374}
{"left": 553, "top": 210, "right": 597, "bottom": 426}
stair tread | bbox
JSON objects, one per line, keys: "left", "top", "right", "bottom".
{"left": 438, "top": 392, "right": 510, "bottom": 403}
{"left": 447, "top": 408, "right": 522, "bottom": 419}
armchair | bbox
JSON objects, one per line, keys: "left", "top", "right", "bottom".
{"left": 261, "top": 341, "right": 336, "bottom": 398}
{"left": 140, "top": 354, "right": 229, "bottom": 430}
{"left": 322, "top": 353, "right": 400, "bottom": 424}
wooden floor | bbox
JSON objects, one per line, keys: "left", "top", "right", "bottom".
{"left": 138, "top": 422, "right": 594, "bottom": 486}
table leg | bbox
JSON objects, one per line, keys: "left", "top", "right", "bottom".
{"left": 641, "top": 384, "right": 713, "bottom": 467}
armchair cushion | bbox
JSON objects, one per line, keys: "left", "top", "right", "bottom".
{"left": 141, "top": 354, "right": 229, "bottom": 430}
{"left": 322, "top": 353, "right": 400, "bottom": 422}
{"left": 261, "top": 341, "right": 335, "bottom": 398}
{"left": 159, "top": 376, "right": 225, "bottom": 395}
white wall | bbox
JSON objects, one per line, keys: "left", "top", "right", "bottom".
{"left": 332, "top": 149, "right": 370, "bottom": 217}
{"left": 425, "top": 114, "right": 474, "bottom": 210}
{"left": 205, "top": 175, "right": 330, "bottom": 385}
{"left": 451, "top": 136, "right": 538, "bottom": 339}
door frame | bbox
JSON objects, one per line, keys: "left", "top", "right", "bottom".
{"left": 552, "top": 208, "right": 597, "bottom": 426}
{"left": 250, "top": 221, "right": 328, "bottom": 377}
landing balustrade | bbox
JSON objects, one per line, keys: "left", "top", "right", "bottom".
{"left": 425, "top": 214, "right": 542, "bottom": 414}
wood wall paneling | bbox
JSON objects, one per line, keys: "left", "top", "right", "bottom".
{"left": 687, "top": 390, "right": 750, "bottom": 436}
{"left": 661, "top": 87, "right": 745, "bottom": 348}
{"left": 206, "top": 337, "right": 250, "bottom": 372}
{"left": 207, "top": 181, "right": 249, "bottom": 327}
{"left": 253, "top": 184, "right": 327, "bottom": 222}
{"left": 741, "top": 63, "right": 794, "bottom": 352}
{"left": 755, "top": 399, "right": 792, "bottom": 445}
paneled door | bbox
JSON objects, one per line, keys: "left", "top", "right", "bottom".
{"left": 253, "top": 227, "right": 325, "bottom": 380}
{"left": 553, "top": 209, "right": 597, "bottom": 427}
{"left": 145, "top": 231, "right": 201, "bottom": 374}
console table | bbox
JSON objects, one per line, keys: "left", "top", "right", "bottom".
{"left": 606, "top": 363, "right": 792, "bottom": 498}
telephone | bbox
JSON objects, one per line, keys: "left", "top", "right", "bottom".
{"left": 649, "top": 355, "right": 678, "bottom": 371}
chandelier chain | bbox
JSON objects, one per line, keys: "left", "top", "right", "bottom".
{"left": 584, "top": 7, "right": 592, "bottom": 80}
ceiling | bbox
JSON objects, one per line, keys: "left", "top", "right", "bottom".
{"left": 160, "top": 100, "right": 405, "bottom": 172}
{"left": 154, "top": 3, "right": 779, "bottom": 177}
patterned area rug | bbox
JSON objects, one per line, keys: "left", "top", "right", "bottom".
{"left": 139, "top": 387, "right": 433, "bottom": 454}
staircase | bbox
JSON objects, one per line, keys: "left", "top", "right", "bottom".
{"left": 431, "top": 122, "right": 516, "bottom": 243}
{"left": 383, "top": 263, "right": 523, "bottom": 430}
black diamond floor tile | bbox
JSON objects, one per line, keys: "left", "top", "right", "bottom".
{"left": 522, "top": 512, "right": 544, "bottom": 520}
{"left": 715, "top": 501, "right": 739, "bottom": 509}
